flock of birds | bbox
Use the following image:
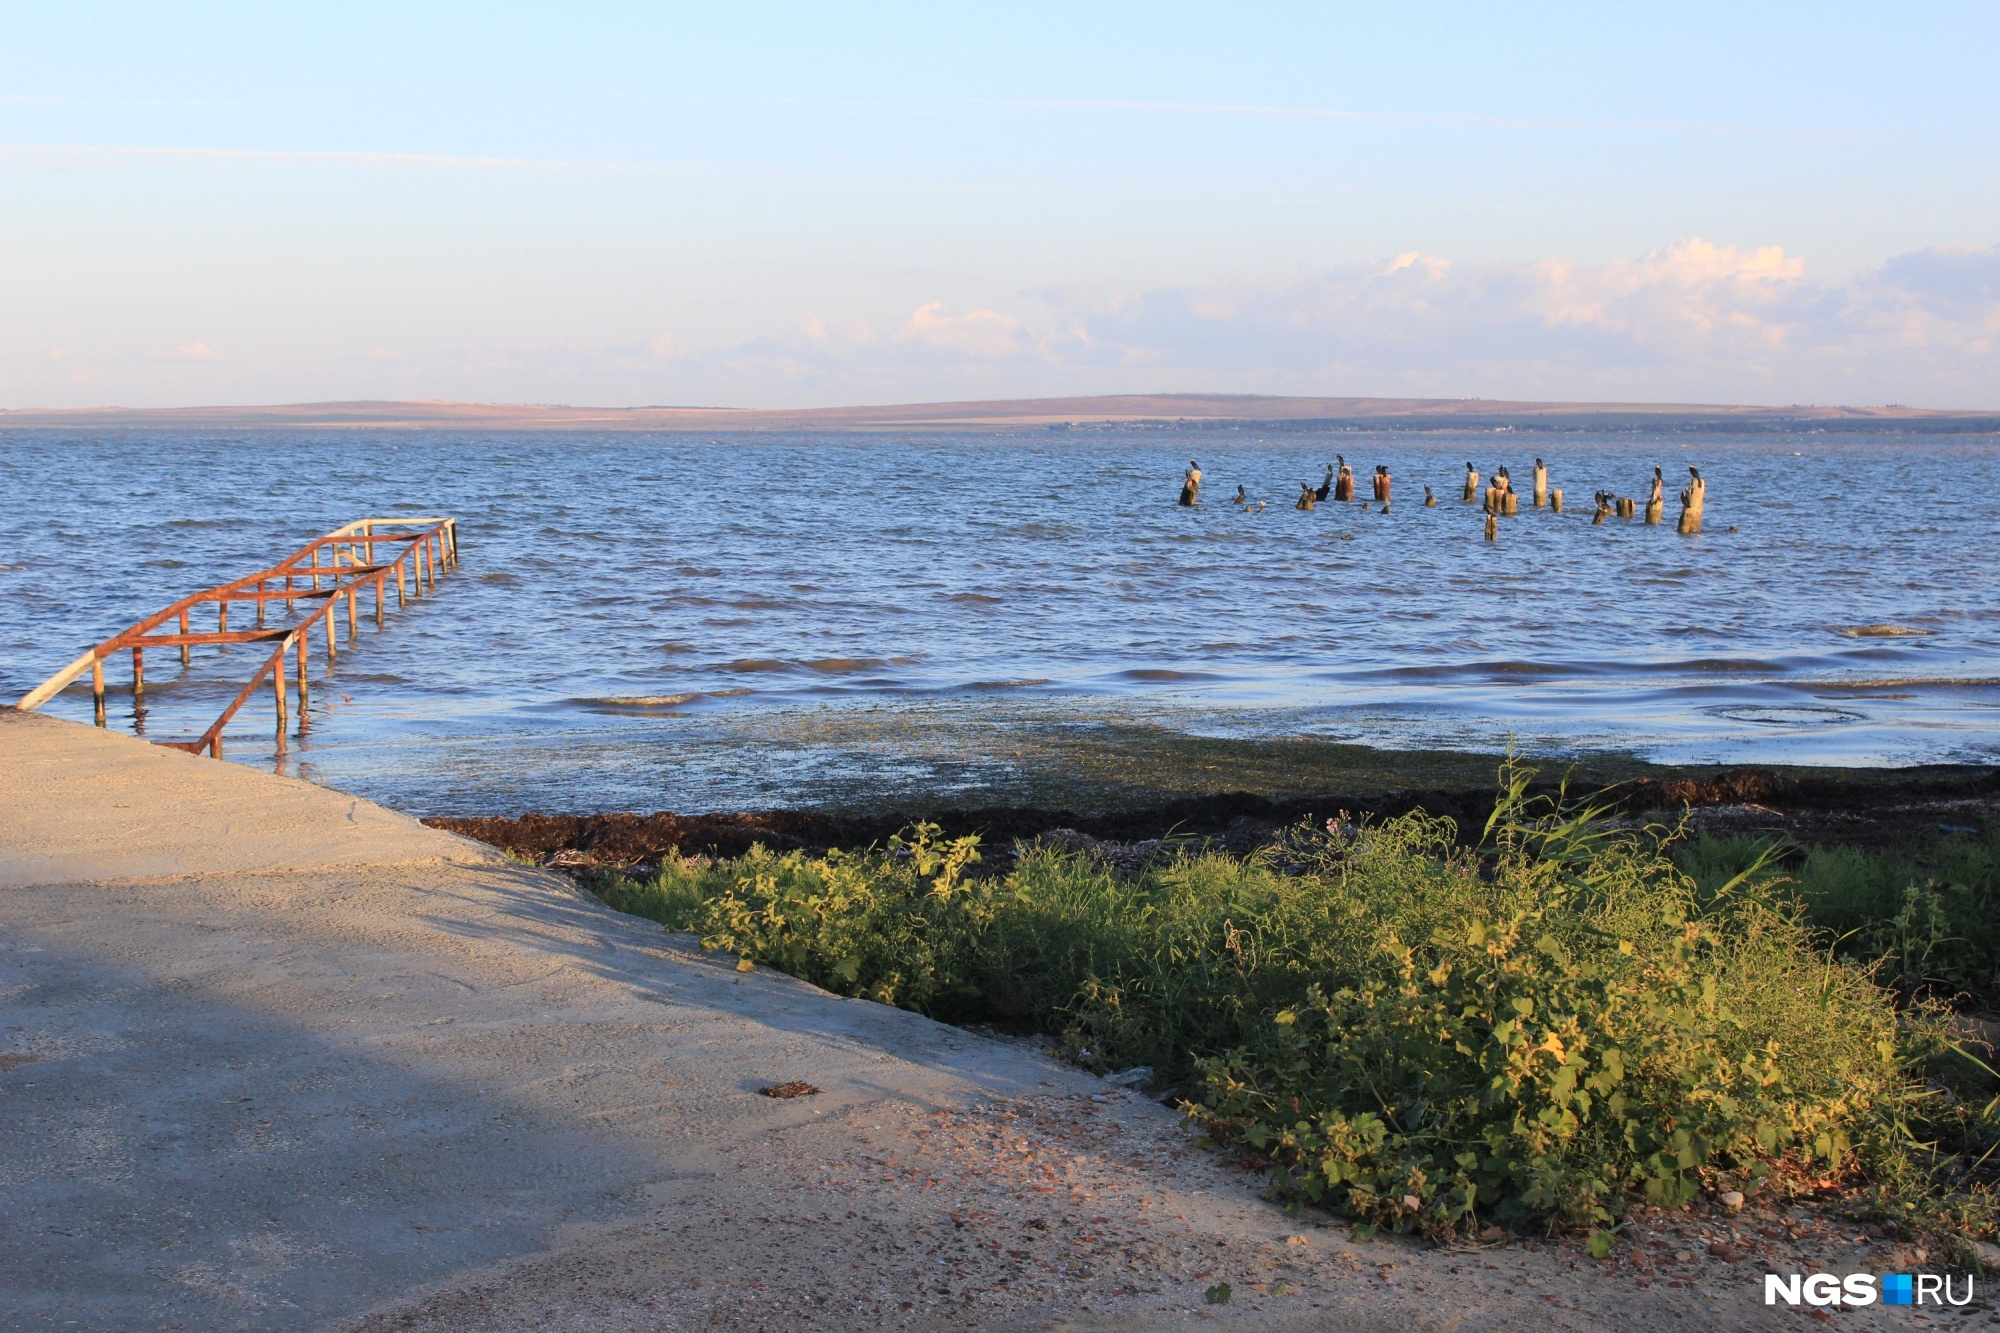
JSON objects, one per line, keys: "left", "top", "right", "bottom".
{"left": 1176, "top": 454, "right": 1710, "bottom": 534}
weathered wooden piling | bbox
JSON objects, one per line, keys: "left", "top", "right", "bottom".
{"left": 296, "top": 633, "right": 310, "bottom": 716}
{"left": 1297, "top": 483, "right": 1316, "bottom": 510}
{"left": 1423, "top": 484, "right": 1437, "bottom": 507}
{"left": 1485, "top": 513, "right": 1498, "bottom": 540}
{"left": 1616, "top": 496, "right": 1635, "bottom": 519}
{"left": 1464, "top": 463, "right": 1480, "bottom": 502}
{"left": 274, "top": 651, "right": 288, "bottom": 736}
{"left": 1678, "top": 467, "right": 1706, "bottom": 533}
{"left": 1533, "top": 459, "right": 1548, "bottom": 508}
{"left": 1551, "top": 488, "right": 1564, "bottom": 514}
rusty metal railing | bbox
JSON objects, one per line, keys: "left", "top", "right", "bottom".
{"left": 14, "top": 517, "right": 457, "bottom": 758}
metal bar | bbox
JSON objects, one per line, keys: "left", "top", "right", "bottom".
{"left": 127, "top": 630, "right": 293, "bottom": 648}
{"left": 17, "top": 649, "right": 99, "bottom": 713}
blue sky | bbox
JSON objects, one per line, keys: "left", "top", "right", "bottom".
{"left": 4, "top": 2, "right": 1998, "bottom": 408}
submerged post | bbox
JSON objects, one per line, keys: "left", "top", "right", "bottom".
{"left": 296, "top": 633, "right": 310, "bottom": 718}
{"left": 274, "top": 653, "right": 288, "bottom": 738}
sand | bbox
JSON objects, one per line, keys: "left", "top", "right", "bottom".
{"left": 0, "top": 709, "right": 1929, "bottom": 1330}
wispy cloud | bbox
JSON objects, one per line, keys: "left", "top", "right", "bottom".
{"left": 1, "top": 95, "right": 234, "bottom": 107}
{"left": 618, "top": 240, "right": 1999, "bottom": 406}
{"left": 978, "top": 97, "right": 1882, "bottom": 143}
{"left": 0, "top": 144, "right": 647, "bottom": 171}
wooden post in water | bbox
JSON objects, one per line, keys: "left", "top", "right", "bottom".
{"left": 374, "top": 574, "right": 385, "bottom": 627}
{"left": 1532, "top": 459, "right": 1548, "bottom": 508}
{"left": 219, "top": 600, "right": 228, "bottom": 635}
{"left": 179, "top": 611, "right": 191, "bottom": 665}
{"left": 274, "top": 653, "right": 288, "bottom": 738}
{"left": 324, "top": 607, "right": 337, "bottom": 664}
{"left": 1678, "top": 469, "right": 1705, "bottom": 533}
{"left": 1484, "top": 513, "right": 1498, "bottom": 541}
{"left": 345, "top": 587, "right": 358, "bottom": 641}
{"left": 1551, "top": 488, "right": 1564, "bottom": 514}
{"left": 256, "top": 581, "right": 266, "bottom": 627}
{"left": 396, "top": 558, "right": 407, "bottom": 606}
{"left": 1503, "top": 489, "right": 1519, "bottom": 515}
{"left": 132, "top": 647, "right": 144, "bottom": 698}
{"left": 296, "top": 633, "right": 310, "bottom": 721}
{"left": 1464, "top": 463, "right": 1479, "bottom": 502}
{"left": 1616, "top": 496, "right": 1635, "bottom": 519}
{"left": 92, "top": 656, "right": 105, "bottom": 726}
{"left": 1424, "top": 484, "right": 1436, "bottom": 507}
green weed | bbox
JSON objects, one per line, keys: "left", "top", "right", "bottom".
{"left": 584, "top": 763, "right": 1999, "bottom": 1243}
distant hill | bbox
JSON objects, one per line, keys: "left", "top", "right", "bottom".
{"left": 3, "top": 394, "right": 1995, "bottom": 432}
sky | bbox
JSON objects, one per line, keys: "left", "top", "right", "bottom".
{"left": 4, "top": 2, "right": 1998, "bottom": 410}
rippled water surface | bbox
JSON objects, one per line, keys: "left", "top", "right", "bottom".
{"left": 3, "top": 428, "right": 1997, "bottom": 813}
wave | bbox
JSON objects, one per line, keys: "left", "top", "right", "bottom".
{"left": 717, "top": 655, "right": 926, "bottom": 675}
{"left": 1837, "top": 624, "right": 1935, "bottom": 638}
{"left": 1114, "top": 668, "right": 1229, "bottom": 682}
{"left": 1708, "top": 704, "right": 1867, "bottom": 726}
{"left": 572, "top": 688, "right": 755, "bottom": 712}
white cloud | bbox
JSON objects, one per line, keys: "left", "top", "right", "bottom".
{"left": 897, "top": 303, "right": 1030, "bottom": 358}
{"left": 149, "top": 341, "right": 221, "bottom": 362}
{"left": 14, "top": 240, "right": 1992, "bottom": 409}
{"left": 548, "top": 246, "right": 1994, "bottom": 407}
{"left": 1010, "top": 239, "right": 2000, "bottom": 404}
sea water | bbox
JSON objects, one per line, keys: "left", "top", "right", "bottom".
{"left": 2, "top": 428, "right": 1996, "bottom": 813}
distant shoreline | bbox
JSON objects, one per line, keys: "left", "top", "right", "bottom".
{"left": 4, "top": 392, "right": 1998, "bottom": 433}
